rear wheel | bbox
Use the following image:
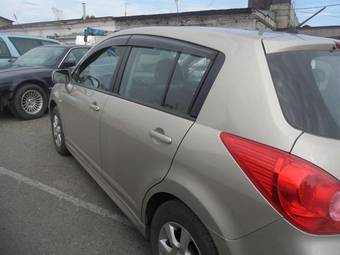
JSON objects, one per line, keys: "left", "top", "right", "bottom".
{"left": 150, "top": 200, "right": 219, "bottom": 255}
{"left": 10, "top": 83, "right": 48, "bottom": 120}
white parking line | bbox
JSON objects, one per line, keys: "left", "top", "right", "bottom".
{"left": 0, "top": 166, "right": 131, "bottom": 227}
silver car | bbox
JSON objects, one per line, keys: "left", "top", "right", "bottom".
{"left": 50, "top": 27, "right": 340, "bottom": 255}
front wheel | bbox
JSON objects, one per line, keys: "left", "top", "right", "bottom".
{"left": 50, "top": 107, "right": 69, "bottom": 156}
{"left": 10, "top": 83, "right": 48, "bottom": 120}
{"left": 150, "top": 200, "right": 219, "bottom": 255}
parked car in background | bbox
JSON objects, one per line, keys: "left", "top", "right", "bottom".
{"left": 0, "top": 35, "right": 61, "bottom": 67}
{"left": 0, "top": 45, "right": 89, "bottom": 119}
{"left": 50, "top": 27, "right": 340, "bottom": 255}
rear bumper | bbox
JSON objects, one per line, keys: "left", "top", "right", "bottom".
{"left": 212, "top": 218, "right": 340, "bottom": 255}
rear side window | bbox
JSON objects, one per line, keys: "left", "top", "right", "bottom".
{"left": 268, "top": 50, "right": 340, "bottom": 139}
{"left": 164, "top": 53, "right": 211, "bottom": 114}
{"left": 9, "top": 37, "right": 42, "bottom": 55}
{"left": 0, "top": 38, "right": 10, "bottom": 58}
{"left": 119, "top": 47, "right": 177, "bottom": 106}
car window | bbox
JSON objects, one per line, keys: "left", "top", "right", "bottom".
{"left": 62, "top": 48, "right": 89, "bottom": 66}
{"left": 268, "top": 50, "right": 340, "bottom": 139}
{"left": 0, "top": 37, "right": 10, "bottom": 58}
{"left": 164, "top": 53, "right": 211, "bottom": 114}
{"left": 41, "top": 40, "right": 59, "bottom": 46}
{"left": 9, "top": 37, "right": 42, "bottom": 55}
{"left": 13, "top": 46, "right": 65, "bottom": 67}
{"left": 119, "top": 47, "right": 177, "bottom": 107}
{"left": 72, "top": 47, "right": 124, "bottom": 92}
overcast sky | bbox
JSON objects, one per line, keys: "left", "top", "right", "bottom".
{"left": 1, "top": 0, "right": 340, "bottom": 26}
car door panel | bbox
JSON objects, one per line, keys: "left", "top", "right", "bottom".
{"left": 61, "top": 41, "right": 128, "bottom": 172}
{"left": 62, "top": 85, "right": 108, "bottom": 170}
{"left": 101, "top": 96, "right": 194, "bottom": 212}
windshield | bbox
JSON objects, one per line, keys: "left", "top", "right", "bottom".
{"left": 267, "top": 50, "right": 340, "bottom": 139}
{"left": 14, "top": 46, "right": 65, "bottom": 67}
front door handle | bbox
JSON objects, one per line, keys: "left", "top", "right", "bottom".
{"left": 89, "top": 102, "right": 101, "bottom": 112}
{"left": 149, "top": 128, "right": 172, "bottom": 144}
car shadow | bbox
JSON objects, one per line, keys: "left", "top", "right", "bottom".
{"left": 0, "top": 110, "right": 15, "bottom": 121}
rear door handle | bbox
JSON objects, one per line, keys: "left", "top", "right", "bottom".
{"left": 89, "top": 102, "right": 101, "bottom": 112}
{"left": 149, "top": 128, "right": 172, "bottom": 144}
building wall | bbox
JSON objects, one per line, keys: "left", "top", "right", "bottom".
{"left": 0, "top": 18, "right": 13, "bottom": 27}
{"left": 299, "top": 26, "right": 340, "bottom": 39}
{"left": 0, "top": 10, "right": 275, "bottom": 44}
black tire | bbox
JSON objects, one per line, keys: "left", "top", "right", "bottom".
{"left": 10, "top": 83, "right": 48, "bottom": 120}
{"left": 50, "top": 106, "right": 69, "bottom": 156}
{"left": 150, "top": 200, "right": 219, "bottom": 255}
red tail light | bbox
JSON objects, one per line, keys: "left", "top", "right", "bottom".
{"left": 220, "top": 132, "right": 340, "bottom": 234}
{"left": 336, "top": 41, "right": 340, "bottom": 49}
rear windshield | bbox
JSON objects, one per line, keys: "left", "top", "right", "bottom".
{"left": 267, "top": 50, "right": 340, "bottom": 139}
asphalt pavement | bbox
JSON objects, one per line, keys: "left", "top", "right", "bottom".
{"left": 0, "top": 111, "right": 151, "bottom": 255}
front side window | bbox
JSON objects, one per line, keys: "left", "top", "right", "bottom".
{"left": 119, "top": 47, "right": 178, "bottom": 106}
{"left": 62, "top": 48, "right": 89, "bottom": 67}
{"left": 164, "top": 53, "right": 211, "bottom": 114}
{"left": 9, "top": 37, "right": 42, "bottom": 55}
{"left": 0, "top": 38, "right": 10, "bottom": 58}
{"left": 72, "top": 47, "right": 124, "bottom": 92}
{"left": 268, "top": 50, "right": 340, "bottom": 139}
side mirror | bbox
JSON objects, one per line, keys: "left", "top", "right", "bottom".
{"left": 60, "top": 60, "right": 76, "bottom": 69}
{"left": 52, "top": 69, "right": 70, "bottom": 84}
{"left": 8, "top": 57, "right": 17, "bottom": 63}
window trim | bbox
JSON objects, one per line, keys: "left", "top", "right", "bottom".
{"left": 0, "top": 37, "right": 11, "bottom": 59}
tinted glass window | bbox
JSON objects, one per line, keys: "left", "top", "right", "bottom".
{"left": 164, "top": 54, "right": 211, "bottom": 114}
{"left": 9, "top": 37, "right": 42, "bottom": 55}
{"left": 13, "top": 46, "right": 65, "bottom": 67}
{"left": 41, "top": 40, "right": 59, "bottom": 46}
{"left": 0, "top": 38, "right": 10, "bottom": 58}
{"left": 62, "top": 48, "right": 88, "bottom": 66}
{"left": 119, "top": 47, "right": 177, "bottom": 106}
{"left": 73, "top": 47, "right": 123, "bottom": 92}
{"left": 267, "top": 50, "right": 340, "bottom": 139}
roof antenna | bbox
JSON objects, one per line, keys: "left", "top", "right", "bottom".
{"left": 289, "top": 6, "right": 327, "bottom": 33}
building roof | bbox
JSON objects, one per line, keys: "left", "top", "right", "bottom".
{"left": 0, "top": 16, "right": 13, "bottom": 22}
{"left": 0, "top": 8, "right": 253, "bottom": 29}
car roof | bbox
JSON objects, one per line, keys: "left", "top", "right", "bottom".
{"left": 37, "top": 44, "right": 90, "bottom": 50}
{"left": 114, "top": 26, "right": 338, "bottom": 53}
{"left": 0, "top": 34, "right": 60, "bottom": 43}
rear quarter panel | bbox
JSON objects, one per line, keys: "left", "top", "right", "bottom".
{"left": 144, "top": 34, "right": 302, "bottom": 242}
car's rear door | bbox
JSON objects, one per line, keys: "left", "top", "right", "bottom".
{"left": 62, "top": 36, "right": 129, "bottom": 172}
{"left": 100, "top": 35, "right": 217, "bottom": 214}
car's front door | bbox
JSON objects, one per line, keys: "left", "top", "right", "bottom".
{"left": 100, "top": 36, "right": 216, "bottom": 214}
{"left": 62, "top": 42, "right": 127, "bottom": 171}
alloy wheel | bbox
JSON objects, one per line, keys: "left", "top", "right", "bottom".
{"left": 158, "top": 222, "right": 201, "bottom": 255}
{"left": 52, "top": 114, "right": 62, "bottom": 148}
{"left": 21, "top": 89, "right": 43, "bottom": 115}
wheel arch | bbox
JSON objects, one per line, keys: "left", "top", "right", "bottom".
{"left": 11, "top": 79, "right": 49, "bottom": 99}
{"left": 142, "top": 180, "right": 231, "bottom": 255}
{"left": 49, "top": 99, "right": 57, "bottom": 112}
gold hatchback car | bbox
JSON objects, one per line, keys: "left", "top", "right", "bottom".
{"left": 50, "top": 27, "right": 340, "bottom": 255}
